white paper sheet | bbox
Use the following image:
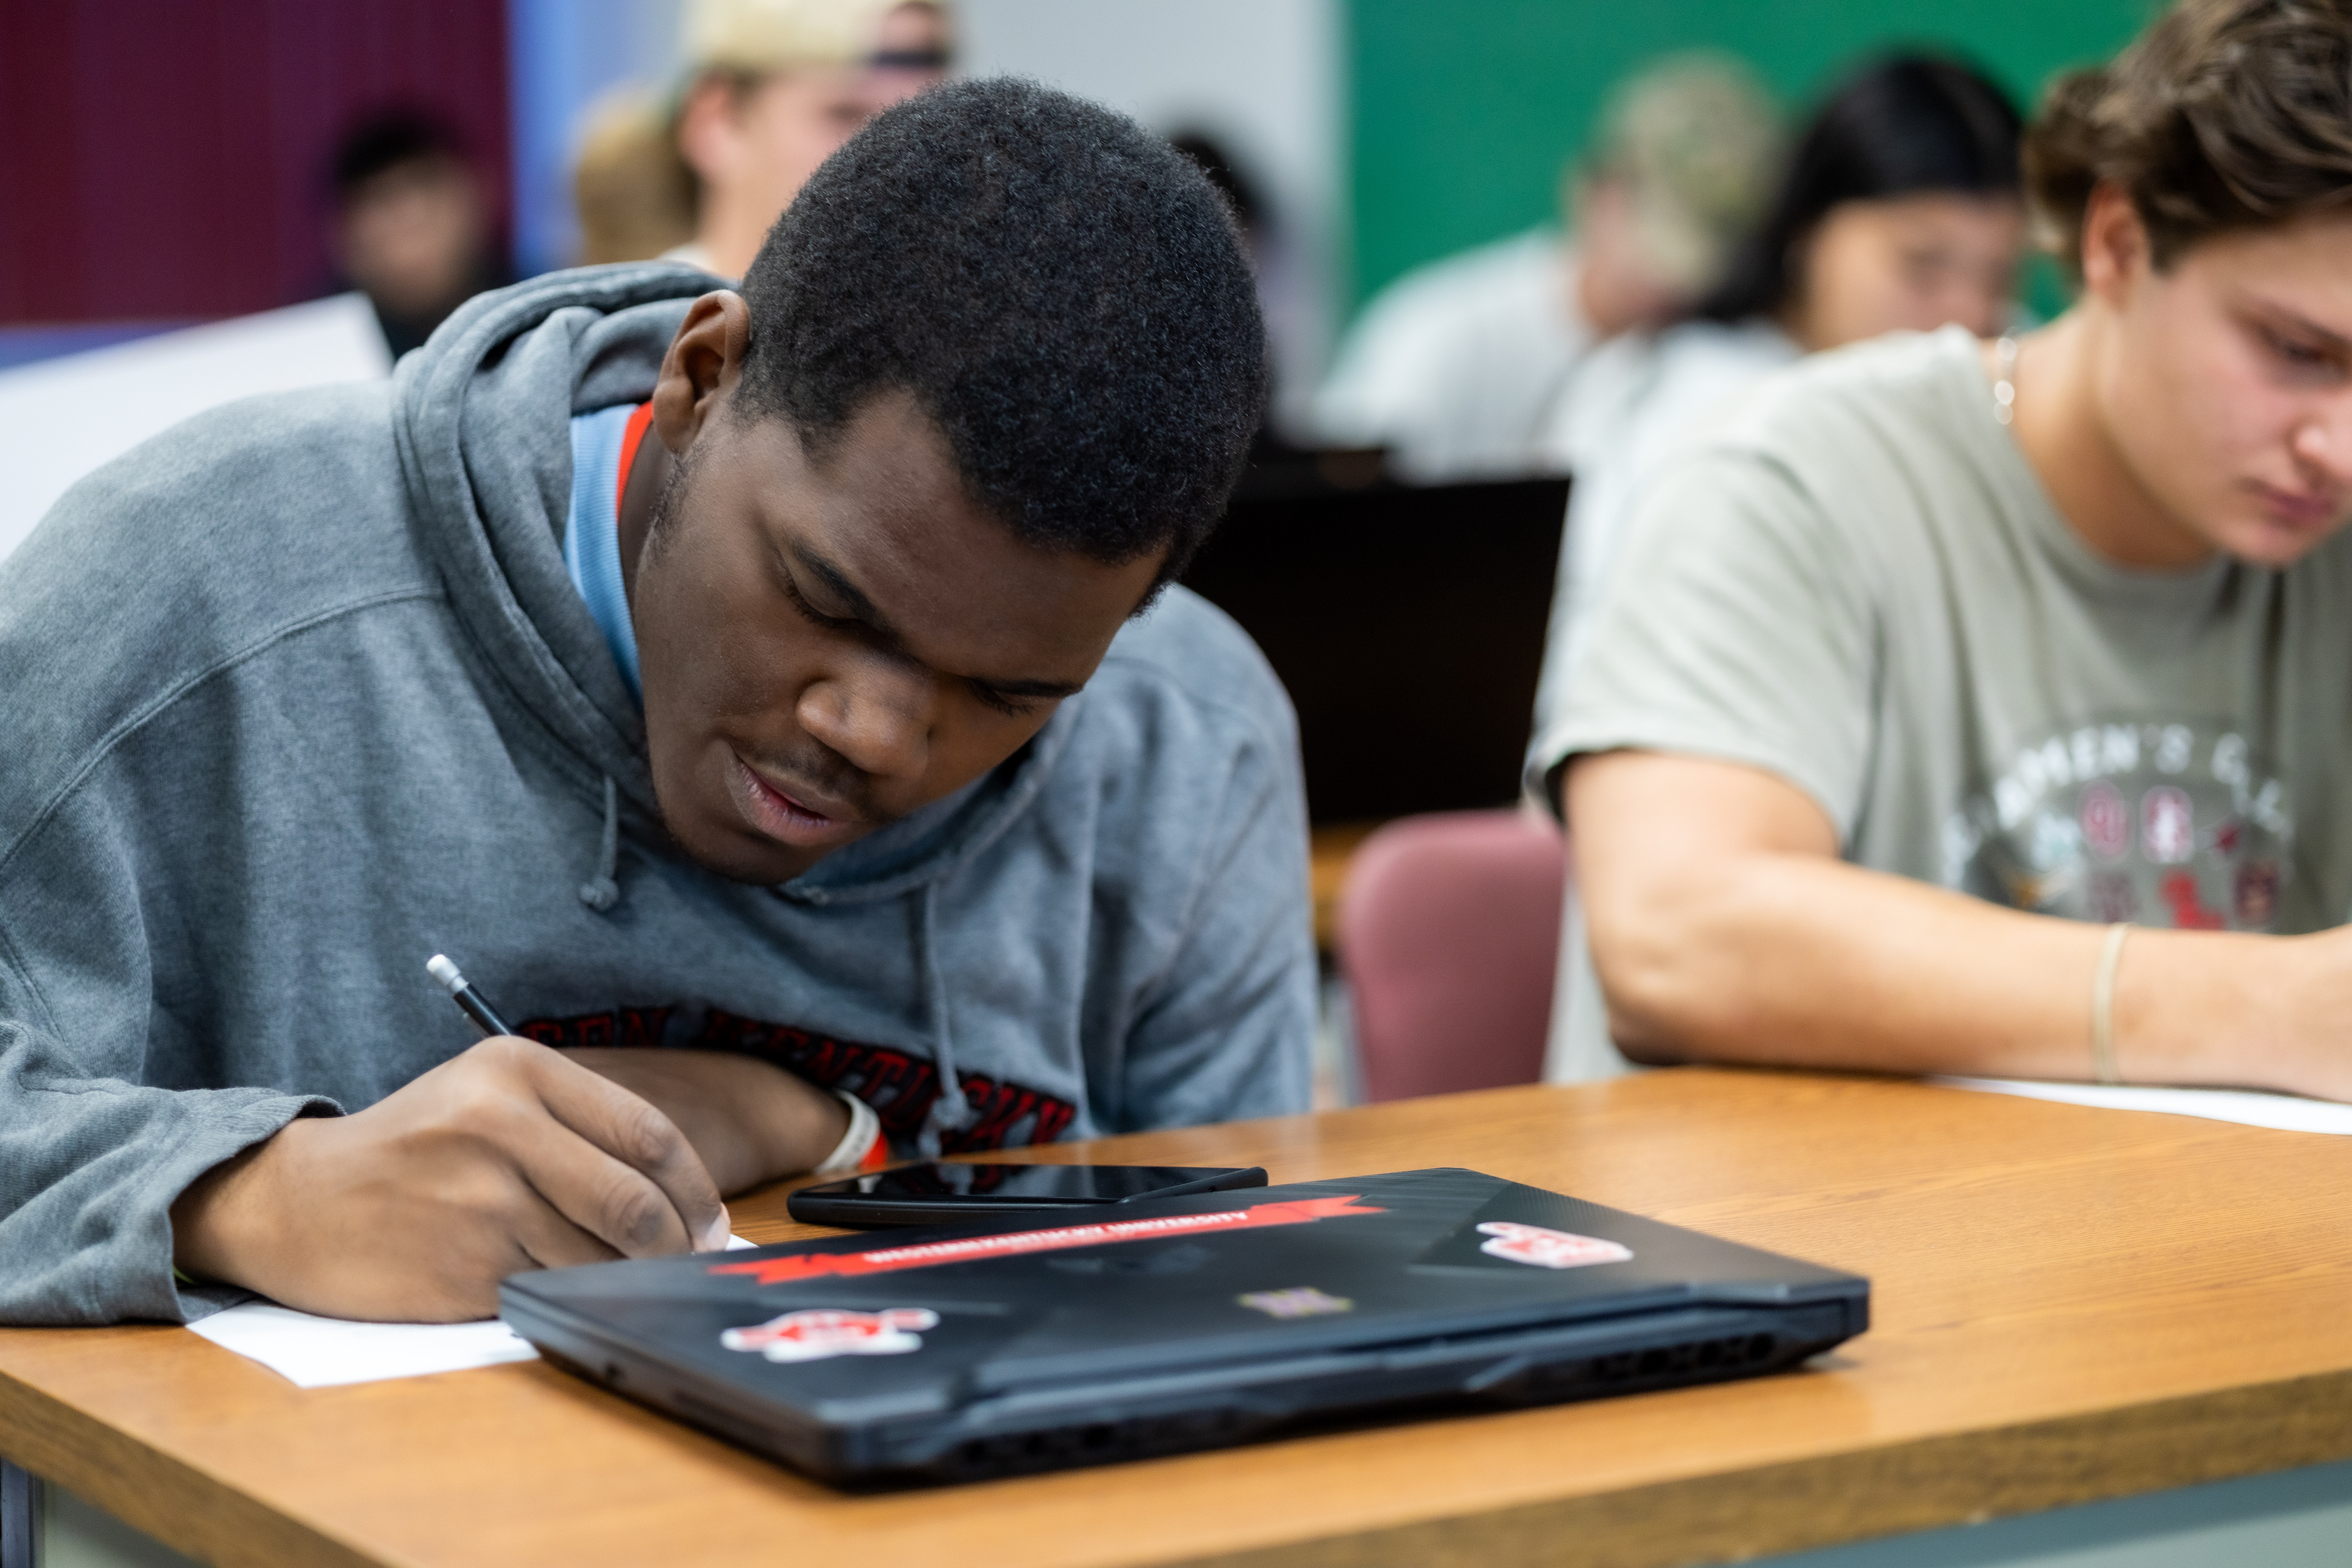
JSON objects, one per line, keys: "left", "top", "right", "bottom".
{"left": 186, "top": 1303, "right": 540, "bottom": 1388}
{"left": 0, "top": 294, "right": 392, "bottom": 564}
{"left": 187, "top": 1234, "right": 760, "bottom": 1388}
{"left": 1932, "top": 1076, "right": 2352, "bottom": 1135}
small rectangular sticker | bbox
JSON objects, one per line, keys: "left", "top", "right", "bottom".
{"left": 1475, "top": 1222, "right": 1632, "bottom": 1270}
{"left": 1238, "top": 1287, "right": 1354, "bottom": 1319}
{"left": 721, "top": 1308, "right": 940, "bottom": 1362}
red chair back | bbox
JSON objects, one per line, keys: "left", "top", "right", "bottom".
{"left": 1336, "top": 811, "right": 1568, "bottom": 1102}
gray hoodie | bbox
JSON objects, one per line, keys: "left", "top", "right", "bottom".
{"left": 0, "top": 265, "right": 1314, "bottom": 1326}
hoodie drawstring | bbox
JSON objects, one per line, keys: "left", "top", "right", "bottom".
{"left": 579, "top": 775, "right": 621, "bottom": 912}
{"left": 917, "top": 878, "right": 976, "bottom": 1157}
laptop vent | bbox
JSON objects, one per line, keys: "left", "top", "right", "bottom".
{"left": 916, "top": 1329, "right": 1804, "bottom": 1480}
{"left": 941, "top": 1407, "right": 1261, "bottom": 1481}
{"left": 1511, "top": 1331, "right": 1783, "bottom": 1401}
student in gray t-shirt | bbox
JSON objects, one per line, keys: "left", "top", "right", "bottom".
{"left": 1541, "top": 0, "right": 2352, "bottom": 1098}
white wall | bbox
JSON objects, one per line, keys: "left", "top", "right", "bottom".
{"left": 958, "top": 0, "right": 1345, "bottom": 433}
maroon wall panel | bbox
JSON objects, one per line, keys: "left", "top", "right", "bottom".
{"left": 0, "top": 0, "right": 510, "bottom": 324}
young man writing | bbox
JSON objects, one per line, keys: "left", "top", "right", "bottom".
{"left": 0, "top": 81, "right": 1310, "bottom": 1325}
{"left": 1543, "top": 0, "right": 2352, "bottom": 1097}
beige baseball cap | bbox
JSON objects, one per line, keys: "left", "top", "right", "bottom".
{"left": 680, "top": 0, "right": 899, "bottom": 74}
{"left": 1586, "top": 53, "right": 1784, "bottom": 295}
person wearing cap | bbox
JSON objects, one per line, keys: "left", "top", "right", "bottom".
{"left": 1311, "top": 55, "right": 1779, "bottom": 482}
{"left": 573, "top": 0, "right": 948, "bottom": 277}
{"left": 669, "top": 0, "right": 949, "bottom": 279}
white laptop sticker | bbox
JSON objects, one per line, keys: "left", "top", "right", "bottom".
{"left": 1476, "top": 1222, "right": 1633, "bottom": 1270}
{"left": 721, "top": 1307, "right": 941, "bottom": 1362}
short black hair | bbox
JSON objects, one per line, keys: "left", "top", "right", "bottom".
{"left": 330, "top": 107, "right": 469, "bottom": 200}
{"left": 736, "top": 78, "right": 1266, "bottom": 586}
{"left": 1700, "top": 56, "right": 2022, "bottom": 323}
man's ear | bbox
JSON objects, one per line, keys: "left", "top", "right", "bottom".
{"left": 2079, "top": 181, "right": 2150, "bottom": 309}
{"left": 652, "top": 290, "right": 752, "bottom": 456}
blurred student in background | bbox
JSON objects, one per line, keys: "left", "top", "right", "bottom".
{"left": 1172, "top": 132, "right": 1321, "bottom": 446}
{"left": 330, "top": 108, "right": 510, "bottom": 358}
{"left": 1553, "top": 0, "right": 2352, "bottom": 1099}
{"left": 1313, "top": 56, "right": 1780, "bottom": 481}
{"left": 671, "top": 0, "right": 949, "bottom": 276}
{"left": 1530, "top": 56, "right": 2024, "bottom": 736}
{"left": 574, "top": 0, "right": 948, "bottom": 276}
{"left": 573, "top": 90, "right": 699, "bottom": 265}
{"left": 866, "top": 0, "right": 954, "bottom": 104}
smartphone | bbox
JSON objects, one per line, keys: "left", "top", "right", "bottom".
{"left": 785, "top": 1163, "right": 1269, "bottom": 1228}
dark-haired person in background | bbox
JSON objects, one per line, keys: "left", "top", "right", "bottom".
{"left": 330, "top": 108, "right": 511, "bottom": 358}
{"left": 1532, "top": 56, "right": 2026, "bottom": 755}
{"left": 0, "top": 80, "right": 1309, "bottom": 1326}
{"left": 1552, "top": 0, "right": 2352, "bottom": 1096}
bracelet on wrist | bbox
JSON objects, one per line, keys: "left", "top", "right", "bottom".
{"left": 815, "top": 1089, "right": 883, "bottom": 1175}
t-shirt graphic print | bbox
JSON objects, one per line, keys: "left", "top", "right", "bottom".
{"left": 1945, "top": 719, "right": 2292, "bottom": 932}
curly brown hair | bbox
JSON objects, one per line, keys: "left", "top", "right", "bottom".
{"left": 2024, "top": 0, "right": 2352, "bottom": 272}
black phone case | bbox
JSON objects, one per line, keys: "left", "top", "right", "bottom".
{"left": 787, "top": 1166, "right": 1268, "bottom": 1228}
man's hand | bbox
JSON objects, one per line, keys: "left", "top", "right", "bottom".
{"left": 172, "top": 1036, "right": 731, "bottom": 1322}
{"left": 562, "top": 1048, "right": 851, "bottom": 1194}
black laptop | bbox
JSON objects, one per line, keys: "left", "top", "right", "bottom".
{"left": 500, "top": 1168, "right": 1866, "bottom": 1486}
{"left": 1180, "top": 464, "right": 1571, "bottom": 822}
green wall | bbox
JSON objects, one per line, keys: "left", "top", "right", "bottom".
{"left": 1345, "top": 0, "right": 2157, "bottom": 316}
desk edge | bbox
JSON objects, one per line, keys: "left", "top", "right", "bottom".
{"left": 0, "top": 1368, "right": 377, "bottom": 1568}
{"left": 1155, "top": 1368, "right": 2352, "bottom": 1568}
{"left": 8, "top": 1359, "right": 2352, "bottom": 1568}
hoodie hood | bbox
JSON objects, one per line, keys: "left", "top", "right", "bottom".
{"left": 393, "top": 263, "right": 697, "bottom": 822}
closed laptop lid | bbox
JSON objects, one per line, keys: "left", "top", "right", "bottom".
{"left": 503, "top": 1168, "right": 1866, "bottom": 1422}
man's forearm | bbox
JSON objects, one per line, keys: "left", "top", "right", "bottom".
{"left": 565, "top": 1049, "right": 850, "bottom": 1194}
{"left": 1591, "top": 852, "right": 2329, "bottom": 1090}
{"left": 1570, "top": 752, "right": 2345, "bottom": 1098}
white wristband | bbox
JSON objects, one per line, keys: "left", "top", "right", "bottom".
{"left": 815, "top": 1088, "right": 882, "bottom": 1174}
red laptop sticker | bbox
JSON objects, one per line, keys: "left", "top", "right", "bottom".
{"left": 1475, "top": 1221, "right": 1633, "bottom": 1270}
{"left": 720, "top": 1307, "right": 941, "bottom": 1362}
{"left": 711, "top": 1195, "right": 1385, "bottom": 1287}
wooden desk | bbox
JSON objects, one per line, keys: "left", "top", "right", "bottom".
{"left": 6, "top": 1068, "right": 2352, "bottom": 1568}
